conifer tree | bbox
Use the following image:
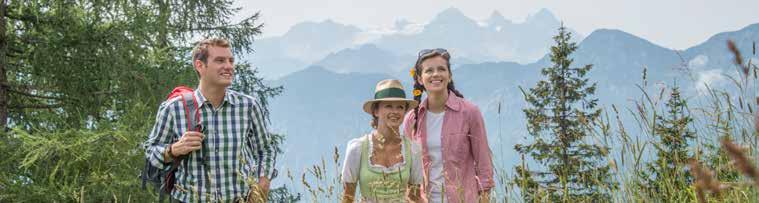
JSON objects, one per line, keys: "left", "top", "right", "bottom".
{"left": 514, "top": 24, "right": 614, "bottom": 202}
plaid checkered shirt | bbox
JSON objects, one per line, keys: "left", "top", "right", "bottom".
{"left": 144, "top": 89, "right": 273, "bottom": 202}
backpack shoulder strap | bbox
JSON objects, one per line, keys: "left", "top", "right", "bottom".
{"left": 180, "top": 92, "right": 200, "bottom": 132}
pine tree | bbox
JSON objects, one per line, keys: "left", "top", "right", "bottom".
{"left": 638, "top": 86, "right": 696, "bottom": 200}
{"left": 514, "top": 24, "right": 614, "bottom": 202}
{"left": 0, "top": 0, "right": 266, "bottom": 130}
{"left": 0, "top": 1, "right": 293, "bottom": 201}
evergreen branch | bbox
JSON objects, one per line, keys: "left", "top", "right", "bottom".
{"left": 7, "top": 89, "right": 64, "bottom": 100}
{"left": 9, "top": 104, "right": 63, "bottom": 109}
{"left": 4, "top": 12, "right": 38, "bottom": 22}
{"left": 170, "top": 12, "right": 262, "bottom": 32}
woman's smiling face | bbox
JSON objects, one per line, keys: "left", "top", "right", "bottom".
{"left": 374, "top": 101, "right": 408, "bottom": 129}
{"left": 418, "top": 55, "right": 451, "bottom": 94}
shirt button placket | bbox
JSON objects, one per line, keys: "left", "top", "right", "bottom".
{"left": 212, "top": 111, "right": 223, "bottom": 201}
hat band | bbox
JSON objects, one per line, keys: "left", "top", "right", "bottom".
{"left": 374, "top": 87, "right": 406, "bottom": 99}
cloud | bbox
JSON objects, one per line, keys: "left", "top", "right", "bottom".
{"left": 695, "top": 69, "right": 725, "bottom": 95}
{"left": 687, "top": 54, "right": 708, "bottom": 70}
{"left": 351, "top": 21, "right": 425, "bottom": 45}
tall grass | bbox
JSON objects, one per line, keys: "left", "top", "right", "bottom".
{"left": 292, "top": 40, "right": 759, "bottom": 203}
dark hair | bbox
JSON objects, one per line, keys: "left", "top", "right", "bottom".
{"left": 411, "top": 52, "right": 464, "bottom": 133}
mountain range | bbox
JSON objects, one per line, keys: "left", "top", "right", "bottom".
{"left": 252, "top": 8, "right": 759, "bottom": 197}
{"left": 249, "top": 8, "right": 582, "bottom": 79}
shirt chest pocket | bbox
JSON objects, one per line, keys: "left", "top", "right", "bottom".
{"left": 445, "top": 132, "right": 471, "bottom": 162}
{"left": 443, "top": 114, "right": 471, "bottom": 160}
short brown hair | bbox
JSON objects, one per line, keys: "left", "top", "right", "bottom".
{"left": 191, "top": 38, "right": 231, "bottom": 77}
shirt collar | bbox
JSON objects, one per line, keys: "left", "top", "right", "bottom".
{"left": 194, "top": 88, "right": 236, "bottom": 109}
{"left": 419, "top": 90, "right": 462, "bottom": 113}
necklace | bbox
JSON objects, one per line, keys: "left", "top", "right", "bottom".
{"left": 374, "top": 131, "right": 387, "bottom": 149}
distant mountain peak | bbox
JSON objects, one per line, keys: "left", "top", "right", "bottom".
{"left": 487, "top": 10, "right": 511, "bottom": 26}
{"left": 579, "top": 28, "right": 672, "bottom": 56}
{"left": 439, "top": 7, "right": 466, "bottom": 17}
{"left": 683, "top": 22, "right": 759, "bottom": 64}
{"left": 534, "top": 8, "right": 556, "bottom": 19}
{"left": 429, "top": 7, "right": 475, "bottom": 25}
{"left": 585, "top": 29, "right": 650, "bottom": 43}
{"left": 740, "top": 22, "right": 759, "bottom": 32}
{"left": 489, "top": 10, "right": 505, "bottom": 20}
{"left": 526, "top": 8, "right": 559, "bottom": 25}
{"left": 691, "top": 22, "right": 759, "bottom": 48}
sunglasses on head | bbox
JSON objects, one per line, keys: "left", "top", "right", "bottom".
{"left": 417, "top": 48, "right": 449, "bottom": 58}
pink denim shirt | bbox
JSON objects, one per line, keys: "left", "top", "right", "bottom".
{"left": 403, "top": 91, "right": 495, "bottom": 202}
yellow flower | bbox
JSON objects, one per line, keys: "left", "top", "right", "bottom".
{"left": 410, "top": 68, "right": 415, "bottom": 77}
{"left": 413, "top": 89, "right": 422, "bottom": 97}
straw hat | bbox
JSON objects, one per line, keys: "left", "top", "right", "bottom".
{"left": 362, "top": 79, "right": 419, "bottom": 114}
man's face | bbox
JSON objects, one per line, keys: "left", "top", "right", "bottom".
{"left": 196, "top": 46, "right": 234, "bottom": 87}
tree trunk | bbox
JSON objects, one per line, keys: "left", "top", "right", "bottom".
{"left": 0, "top": 0, "right": 9, "bottom": 129}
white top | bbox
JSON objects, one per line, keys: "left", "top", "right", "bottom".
{"left": 425, "top": 110, "right": 446, "bottom": 200}
{"left": 341, "top": 132, "right": 424, "bottom": 185}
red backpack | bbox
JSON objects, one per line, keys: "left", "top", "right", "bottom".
{"left": 166, "top": 86, "right": 201, "bottom": 132}
{"left": 141, "top": 86, "right": 202, "bottom": 200}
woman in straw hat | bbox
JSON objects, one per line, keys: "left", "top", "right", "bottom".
{"left": 341, "top": 79, "right": 425, "bottom": 203}
{"left": 403, "top": 49, "right": 494, "bottom": 203}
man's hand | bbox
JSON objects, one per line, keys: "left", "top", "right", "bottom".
{"left": 258, "top": 176, "right": 271, "bottom": 195}
{"left": 172, "top": 131, "right": 204, "bottom": 156}
{"left": 248, "top": 176, "right": 271, "bottom": 203}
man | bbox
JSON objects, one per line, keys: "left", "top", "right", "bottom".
{"left": 144, "top": 38, "right": 272, "bottom": 202}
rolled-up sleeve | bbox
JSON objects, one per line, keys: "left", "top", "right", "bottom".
{"left": 467, "top": 106, "right": 495, "bottom": 191}
{"left": 144, "top": 101, "right": 176, "bottom": 170}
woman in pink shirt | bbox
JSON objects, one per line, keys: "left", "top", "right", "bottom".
{"left": 402, "top": 48, "right": 495, "bottom": 203}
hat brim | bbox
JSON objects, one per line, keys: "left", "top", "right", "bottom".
{"left": 363, "top": 98, "right": 419, "bottom": 115}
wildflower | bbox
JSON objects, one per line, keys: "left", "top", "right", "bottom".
{"left": 413, "top": 89, "right": 422, "bottom": 97}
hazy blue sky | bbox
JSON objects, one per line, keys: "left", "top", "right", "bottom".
{"left": 237, "top": 0, "right": 759, "bottom": 50}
